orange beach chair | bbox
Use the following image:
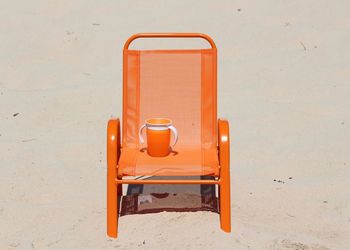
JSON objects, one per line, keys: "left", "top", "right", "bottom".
{"left": 107, "top": 33, "right": 231, "bottom": 238}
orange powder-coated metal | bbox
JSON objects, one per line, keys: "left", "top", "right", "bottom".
{"left": 115, "top": 179, "right": 220, "bottom": 185}
{"left": 107, "top": 33, "right": 231, "bottom": 238}
{"left": 218, "top": 119, "right": 231, "bottom": 232}
{"left": 123, "top": 33, "right": 216, "bottom": 50}
{"left": 107, "top": 119, "right": 120, "bottom": 238}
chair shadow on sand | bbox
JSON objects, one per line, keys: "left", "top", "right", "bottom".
{"left": 119, "top": 148, "right": 219, "bottom": 216}
{"left": 119, "top": 175, "right": 218, "bottom": 216}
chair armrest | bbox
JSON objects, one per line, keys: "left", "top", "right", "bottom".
{"left": 107, "top": 118, "right": 121, "bottom": 169}
{"left": 218, "top": 119, "right": 231, "bottom": 232}
{"left": 218, "top": 119, "right": 230, "bottom": 172}
{"left": 107, "top": 118, "right": 121, "bottom": 237}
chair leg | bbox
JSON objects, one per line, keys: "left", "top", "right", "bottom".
{"left": 219, "top": 174, "right": 231, "bottom": 232}
{"left": 118, "top": 183, "right": 123, "bottom": 197}
{"left": 107, "top": 175, "right": 118, "bottom": 238}
{"left": 117, "top": 183, "right": 123, "bottom": 212}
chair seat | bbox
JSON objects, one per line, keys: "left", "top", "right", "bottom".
{"left": 118, "top": 147, "right": 219, "bottom": 177}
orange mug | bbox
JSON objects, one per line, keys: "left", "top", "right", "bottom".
{"left": 139, "top": 118, "right": 178, "bottom": 157}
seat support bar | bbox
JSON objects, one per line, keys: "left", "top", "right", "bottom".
{"left": 115, "top": 179, "right": 220, "bottom": 185}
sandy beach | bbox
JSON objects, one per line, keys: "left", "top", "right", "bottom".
{"left": 1, "top": 1, "right": 349, "bottom": 249}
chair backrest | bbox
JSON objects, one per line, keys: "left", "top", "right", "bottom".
{"left": 122, "top": 33, "right": 217, "bottom": 150}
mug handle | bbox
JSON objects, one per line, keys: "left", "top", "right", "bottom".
{"left": 168, "top": 125, "right": 178, "bottom": 146}
{"left": 139, "top": 124, "right": 146, "bottom": 144}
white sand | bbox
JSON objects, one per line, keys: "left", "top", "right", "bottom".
{"left": 1, "top": 1, "right": 349, "bottom": 249}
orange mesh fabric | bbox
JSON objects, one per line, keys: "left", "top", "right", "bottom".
{"left": 118, "top": 147, "right": 219, "bottom": 176}
{"left": 120, "top": 48, "right": 218, "bottom": 176}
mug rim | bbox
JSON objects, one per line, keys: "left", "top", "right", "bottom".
{"left": 145, "top": 118, "right": 172, "bottom": 126}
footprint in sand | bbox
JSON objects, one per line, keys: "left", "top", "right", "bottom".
{"left": 271, "top": 239, "right": 329, "bottom": 250}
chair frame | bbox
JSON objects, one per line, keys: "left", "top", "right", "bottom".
{"left": 107, "top": 33, "right": 231, "bottom": 238}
